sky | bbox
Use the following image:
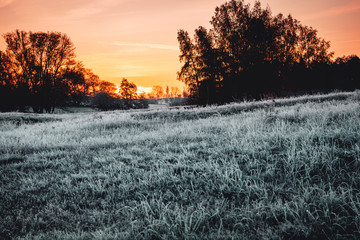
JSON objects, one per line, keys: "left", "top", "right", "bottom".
{"left": 0, "top": 0, "right": 359, "bottom": 92}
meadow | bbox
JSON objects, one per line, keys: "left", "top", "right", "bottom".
{"left": 1, "top": 91, "right": 360, "bottom": 239}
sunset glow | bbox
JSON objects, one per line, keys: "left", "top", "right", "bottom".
{"left": 1, "top": 0, "right": 359, "bottom": 89}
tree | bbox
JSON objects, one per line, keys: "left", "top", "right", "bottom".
{"left": 170, "top": 86, "right": 181, "bottom": 98}
{"left": 62, "top": 63, "right": 87, "bottom": 105}
{"left": 165, "top": 86, "right": 170, "bottom": 98}
{"left": 138, "top": 92, "right": 147, "bottom": 99}
{"left": 332, "top": 55, "right": 360, "bottom": 90}
{"left": 177, "top": 30, "right": 200, "bottom": 98}
{"left": 151, "top": 85, "right": 164, "bottom": 99}
{"left": 209, "top": 0, "right": 286, "bottom": 98}
{"left": 3, "top": 30, "right": 76, "bottom": 112}
{"left": 119, "top": 78, "right": 138, "bottom": 99}
{"left": 194, "top": 26, "right": 220, "bottom": 104}
{"left": 0, "top": 50, "right": 17, "bottom": 111}
{"left": 177, "top": 0, "right": 334, "bottom": 103}
{"left": 81, "top": 68, "right": 101, "bottom": 96}
{"left": 118, "top": 78, "right": 138, "bottom": 109}
{"left": 99, "top": 80, "right": 117, "bottom": 97}
{"left": 147, "top": 91, "right": 156, "bottom": 99}
{"left": 182, "top": 87, "right": 189, "bottom": 98}
{"left": 0, "top": 30, "right": 113, "bottom": 112}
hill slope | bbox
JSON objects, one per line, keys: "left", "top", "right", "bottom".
{"left": 1, "top": 92, "right": 360, "bottom": 239}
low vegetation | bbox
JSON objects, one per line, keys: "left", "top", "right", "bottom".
{"left": 1, "top": 91, "right": 360, "bottom": 239}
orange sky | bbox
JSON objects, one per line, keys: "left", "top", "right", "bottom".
{"left": 0, "top": 0, "right": 359, "bottom": 91}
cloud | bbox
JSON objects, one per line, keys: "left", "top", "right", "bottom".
{"left": 0, "top": 0, "right": 16, "bottom": 8}
{"left": 304, "top": 0, "right": 360, "bottom": 20}
{"left": 110, "top": 42, "right": 178, "bottom": 51}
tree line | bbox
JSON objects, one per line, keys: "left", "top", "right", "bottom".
{"left": 144, "top": 85, "right": 188, "bottom": 99}
{"left": 0, "top": 30, "right": 150, "bottom": 112}
{"left": 0, "top": 30, "right": 190, "bottom": 112}
{"left": 177, "top": 0, "right": 360, "bottom": 104}
{"left": 2, "top": 1, "right": 359, "bottom": 112}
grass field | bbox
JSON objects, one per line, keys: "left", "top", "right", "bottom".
{"left": 1, "top": 91, "right": 360, "bottom": 239}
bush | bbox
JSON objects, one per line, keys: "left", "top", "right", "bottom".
{"left": 90, "top": 92, "right": 149, "bottom": 111}
{"left": 133, "top": 99, "right": 149, "bottom": 109}
{"left": 169, "top": 97, "right": 191, "bottom": 107}
{"left": 90, "top": 92, "right": 123, "bottom": 110}
{"left": 0, "top": 86, "right": 17, "bottom": 112}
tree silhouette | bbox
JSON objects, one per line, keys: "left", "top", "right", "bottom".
{"left": 3, "top": 30, "right": 76, "bottom": 112}
{"left": 194, "top": 26, "right": 220, "bottom": 104}
{"left": 178, "top": 0, "right": 334, "bottom": 103}
{"left": 99, "top": 80, "right": 117, "bottom": 97}
{"left": 332, "top": 55, "right": 360, "bottom": 90}
{"left": 0, "top": 50, "right": 16, "bottom": 111}
{"left": 177, "top": 30, "right": 200, "bottom": 98}
{"left": 62, "top": 63, "right": 87, "bottom": 105}
{"left": 0, "top": 30, "right": 146, "bottom": 112}
{"left": 118, "top": 78, "right": 138, "bottom": 109}
{"left": 119, "top": 78, "right": 138, "bottom": 100}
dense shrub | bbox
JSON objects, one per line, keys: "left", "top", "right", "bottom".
{"left": 90, "top": 92, "right": 149, "bottom": 111}
{"left": 169, "top": 97, "right": 192, "bottom": 107}
{"left": 90, "top": 92, "right": 123, "bottom": 110}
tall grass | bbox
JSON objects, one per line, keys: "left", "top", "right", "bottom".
{"left": 1, "top": 91, "right": 360, "bottom": 239}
